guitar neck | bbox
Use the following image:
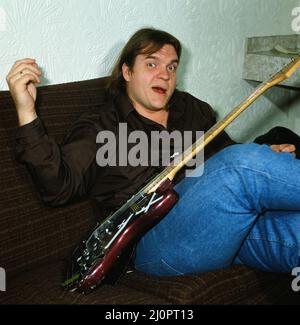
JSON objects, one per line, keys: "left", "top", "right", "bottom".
{"left": 144, "top": 55, "right": 300, "bottom": 195}
{"left": 144, "top": 80, "right": 271, "bottom": 194}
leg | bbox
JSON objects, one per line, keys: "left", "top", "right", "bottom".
{"left": 134, "top": 143, "right": 300, "bottom": 276}
{"left": 234, "top": 210, "right": 300, "bottom": 273}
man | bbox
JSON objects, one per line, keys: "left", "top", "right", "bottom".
{"left": 6, "top": 28, "right": 300, "bottom": 277}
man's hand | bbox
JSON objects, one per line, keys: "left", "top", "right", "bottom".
{"left": 6, "top": 58, "right": 42, "bottom": 126}
{"left": 270, "top": 144, "right": 296, "bottom": 157}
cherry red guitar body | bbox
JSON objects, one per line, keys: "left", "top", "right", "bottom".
{"left": 63, "top": 179, "right": 178, "bottom": 292}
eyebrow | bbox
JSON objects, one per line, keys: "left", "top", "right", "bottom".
{"left": 145, "top": 55, "right": 179, "bottom": 65}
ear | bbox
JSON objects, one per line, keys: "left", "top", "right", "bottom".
{"left": 122, "top": 63, "right": 131, "bottom": 82}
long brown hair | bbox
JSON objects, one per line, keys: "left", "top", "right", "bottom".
{"left": 106, "top": 28, "right": 182, "bottom": 97}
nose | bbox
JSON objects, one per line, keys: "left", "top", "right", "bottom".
{"left": 157, "top": 66, "right": 170, "bottom": 80}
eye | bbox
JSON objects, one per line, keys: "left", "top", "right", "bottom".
{"left": 168, "top": 64, "right": 178, "bottom": 72}
{"left": 146, "top": 62, "right": 156, "bottom": 68}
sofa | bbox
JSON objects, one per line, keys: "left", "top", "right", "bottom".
{"left": 0, "top": 77, "right": 299, "bottom": 305}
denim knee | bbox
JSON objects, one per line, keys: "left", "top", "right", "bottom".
{"left": 215, "top": 143, "right": 269, "bottom": 170}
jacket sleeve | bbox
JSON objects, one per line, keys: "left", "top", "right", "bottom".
{"left": 15, "top": 116, "right": 98, "bottom": 206}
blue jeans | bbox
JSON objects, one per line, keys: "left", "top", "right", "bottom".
{"left": 134, "top": 143, "right": 300, "bottom": 275}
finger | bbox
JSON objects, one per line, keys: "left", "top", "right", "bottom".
{"left": 270, "top": 144, "right": 280, "bottom": 152}
{"left": 10, "top": 67, "right": 40, "bottom": 82}
{"left": 7, "top": 60, "right": 39, "bottom": 80}
{"left": 280, "top": 144, "right": 296, "bottom": 152}
{"left": 10, "top": 67, "right": 41, "bottom": 82}
{"left": 11, "top": 72, "right": 40, "bottom": 89}
{"left": 10, "top": 63, "right": 41, "bottom": 78}
{"left": 12, "top": 58, "right": 36, "bottom": 70}
{"left": 7, "top": 65, "right": 42, "bottom": 84}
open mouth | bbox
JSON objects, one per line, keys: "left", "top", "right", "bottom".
{"left": 152, "top": 86, "right": 167, "bottom": 95}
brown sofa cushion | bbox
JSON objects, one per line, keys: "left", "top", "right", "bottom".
{"left": 0, "top": 261, "right": 169, "bottom": 305}
{"left": 120, "top": 265, "right": 294, "bottom": 304}
{"left": 0, "top": 260, "right": 294, "bottom": 305}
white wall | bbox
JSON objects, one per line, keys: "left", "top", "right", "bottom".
{"left": 0, "top": 0, "right": 299, "bottom": 141}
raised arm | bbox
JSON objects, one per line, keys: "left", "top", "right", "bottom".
{"left": 7, "top": 59, "right": 97, "bottom": 206}
{"left": 6, "top": 58, "right": 41, "bottom": 126}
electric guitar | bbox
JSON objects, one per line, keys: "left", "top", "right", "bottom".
{"left": 63, "top": 54, "right": 300, "bottom": 293}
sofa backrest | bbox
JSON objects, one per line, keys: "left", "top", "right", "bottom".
{"left": 0, "top": 77, "right": 108, "bottom": 276}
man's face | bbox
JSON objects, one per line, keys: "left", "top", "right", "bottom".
{"left": 122, "top": 44, "right": 179, "bottom": 114}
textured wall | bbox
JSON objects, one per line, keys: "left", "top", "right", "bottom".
{"left": 0, "top": 0, "right": 298, "bottom": 141}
